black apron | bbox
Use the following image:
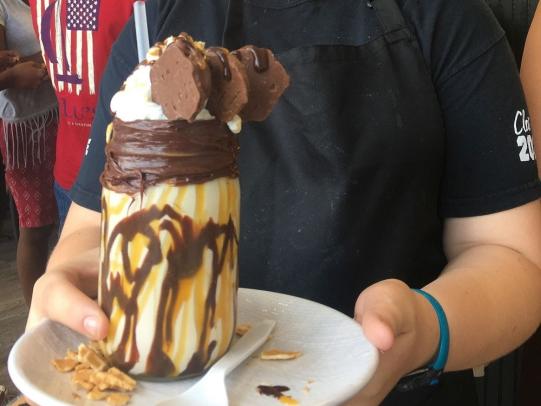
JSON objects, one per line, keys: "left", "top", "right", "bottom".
{"left": 230, "top": 0, "right": 447, "bottom": 316}
{"left": 225, "top": 0, "right": 478, "bottom": 405}
{"left": 156, "top": 0, "right": 479, "bottom": 404}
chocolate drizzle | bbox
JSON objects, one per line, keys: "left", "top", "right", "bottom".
{"left": 246, "top": 46, "right": 270, "bottom": 73}
{"left": 232, "top": 45, "right": 289, "bottom": 121}
{"left": 101, "top": 118, "right": 239, "bottom": 195}
{"left": 206, "top": 47, "right": 232, "bottom": 80}
{"left": 100, "top": 201, "right": 238, "bottom": 377}
{"left": 233, "top": 46, "right": 269, "bottom": 73}
{"left": 208, "top": 45, "right": 270, "bottom": 78}
{"left": 205, "top": 47, "right": 249, "bottom": 122}
{"left": 175, "top": 34, "right": 199, "bottom": 58}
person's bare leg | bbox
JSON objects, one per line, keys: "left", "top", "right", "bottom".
{"left": 17, "top": 224, "right": 54, "bottom": 305}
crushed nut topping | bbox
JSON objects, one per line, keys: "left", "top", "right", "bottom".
{"left": 51, "top": 342, "right": 136, "bottom": 404}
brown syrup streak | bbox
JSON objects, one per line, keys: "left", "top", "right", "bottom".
{"left": 234, "top": 46, "right": 269, "bottom": 73}
{"left": 257, "top": 385, "right": 291, "bottom": 399}
{"left": 176, "top": 34, "right": 198, "bottom": 57}
{"left": 100, "top": 201, "right": 238, "bottom": 377}
{"left": 207, "top": 47, "right": 232, "bottom": 81}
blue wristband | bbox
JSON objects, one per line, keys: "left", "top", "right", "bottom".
{"left": 396, "top": 288, "right": 450, "bottom": 391}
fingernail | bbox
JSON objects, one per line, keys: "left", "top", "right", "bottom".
{"left": 83, "top": 316, "right": 98, "bottom": 337}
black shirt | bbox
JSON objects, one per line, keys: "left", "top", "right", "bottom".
{"left": 75, "top": 0, "right": 541, "bottom": 215}
{"left": 72, "top": 0, "right": 540, "bottom": 404}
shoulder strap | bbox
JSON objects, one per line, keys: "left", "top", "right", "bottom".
{"left": 369, "top": 0, "right": 413, "bottom": 43}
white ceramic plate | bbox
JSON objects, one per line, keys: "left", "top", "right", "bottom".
{"left": 8, "top": 288, "right": 378, "bottom": 406}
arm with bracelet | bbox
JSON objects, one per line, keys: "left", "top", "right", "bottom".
{"left": 348, "top": 0, "right": 541, "bottom": 404}
{"left": 350, "top": 202, "right": 541, "bottom": 405}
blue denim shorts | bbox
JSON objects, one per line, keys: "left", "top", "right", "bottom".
{"left": 54, "top": 181, "right": 71, "bottom": 235}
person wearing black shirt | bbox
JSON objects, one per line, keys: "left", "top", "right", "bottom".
{"left": 27, "top": 0, "right": 541, "bottom": 405}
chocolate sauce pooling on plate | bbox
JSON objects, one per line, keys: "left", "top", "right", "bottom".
{"left": 257, "top": 385, "right": 291, "bottom": 399}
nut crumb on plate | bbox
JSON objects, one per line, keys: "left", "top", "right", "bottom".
{"left": 235, "top": 323, "right": 251, "bottom": 336}
{"left": 51, "top": 358, "right": 79, "bottom": 372}
{"left": 106, "top": 393, "right": 131, "bottom": 406}
{"left": 51, "top": 342, "right": 136, "bottom": 404}
{"left": 87, "top": 388, "right": 108, "bottom": 401}
{"left": 260, "top": 349, "right": 302, "bottom": 360}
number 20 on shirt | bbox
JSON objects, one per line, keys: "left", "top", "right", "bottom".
{"left": 515, "top": 109, "right": 536, "bottom": 162}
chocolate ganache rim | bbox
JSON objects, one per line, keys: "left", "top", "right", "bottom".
{"left": 101, "top": 117, "right": 240, "bottom": 194}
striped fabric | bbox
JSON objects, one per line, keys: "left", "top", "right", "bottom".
{"left": 35, "top": 0, "right": 100, "bottom": 95}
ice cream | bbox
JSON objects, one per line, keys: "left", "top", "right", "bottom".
{"left": 99, "top": 33, "right": 289, "bottom": 378}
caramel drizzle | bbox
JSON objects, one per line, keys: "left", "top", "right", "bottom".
{"left": 100, "top": 201, "right": 238, "bottom": 377}
{"left": 206, "top": 47, "right": 232, "bottom": 81}
{"left": 175, "top": 33, "right": 199, "bottom": 57}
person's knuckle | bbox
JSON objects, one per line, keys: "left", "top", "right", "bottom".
{"left": 32, "top": 274, "right": 47, "bottom": 298}
{"left": 31, "top": 276, "right": 55, "bottom": 319}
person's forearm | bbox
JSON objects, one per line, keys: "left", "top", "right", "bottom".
{"left": 0, "top": 69, "right": 12, "bottom": 90}
{"left": 521, "top": 5, "right": 541, "bottom": 175}
{"left": 21, "top": 52, "right": 43, "bottom": 64}
{"left": 422, "top": 244, "right": 541, "bottom": 371}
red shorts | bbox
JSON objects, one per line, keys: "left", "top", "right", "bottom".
{"left": 0, "top": 118, "right": 58, "bottom": 228}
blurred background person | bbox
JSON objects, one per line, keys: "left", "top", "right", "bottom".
{"left": 30, "top": 0, "right": 136, "bottom": 233}
{"left": 0, "top": 0, "right": 58, "bottom": 305}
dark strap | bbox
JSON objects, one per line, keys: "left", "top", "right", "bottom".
{"left": 222, "top": 0, "right": 413, "bottom": 48}
{"left": 369, "top": 0, "right": 413, "bottom": 43}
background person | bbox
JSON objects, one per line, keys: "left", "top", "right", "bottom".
{"left": 29, "top": 0, "right": 136, "bottom": 232}
{"left": 0, "top": 0, "right": 57, "bottom": 305}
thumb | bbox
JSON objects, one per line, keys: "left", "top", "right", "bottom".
{"left": 29, "top": 273, "right": 109, "bottom": 340}
{"left": 361, "top": 310, "right": 396, "bottom": 352}
{"left": 355, "top": 279, "right": 413, "bottom": 352}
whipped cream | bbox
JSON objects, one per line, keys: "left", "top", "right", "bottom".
{"left": 110, "top": 65, "right": 166, "bottom": 122}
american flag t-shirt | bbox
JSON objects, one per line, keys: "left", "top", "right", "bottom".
{"left": 36, "top": 0, "right": 101, "bottom": 95}
{"left": 67, "top": 0, "right": 100, "bottom": 31}
{"left": 30, "top": 0, "right": 134, "bottom": 190}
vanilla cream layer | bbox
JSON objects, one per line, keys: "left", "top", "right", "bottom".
{"left": 99, "top": 177, "right": 239, "bottom": 377}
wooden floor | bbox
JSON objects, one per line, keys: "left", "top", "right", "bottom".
{"left": 0, "top": 226, "right": 24, "bottom": 406}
